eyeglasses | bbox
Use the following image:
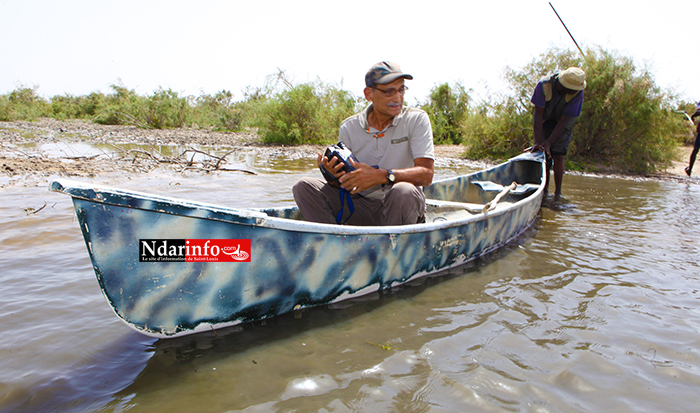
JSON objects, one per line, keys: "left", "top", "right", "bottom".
{"left": 372, "top": 86, "right": 408, "bottom": 97}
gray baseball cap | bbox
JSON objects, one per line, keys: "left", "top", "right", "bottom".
{"left": 365, "top": 62, "right": 413, "bottom": 87}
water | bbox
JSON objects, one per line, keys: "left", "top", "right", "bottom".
{"left": 1, "top": 154, "right": 700, "bottom": 412}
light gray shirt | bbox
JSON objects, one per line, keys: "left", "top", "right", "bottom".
{"left": 339, "top": 105, "right": 434, "bottom": 199}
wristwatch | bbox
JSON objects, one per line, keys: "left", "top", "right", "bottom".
{"left": 386, "top": 169, "right": 396, "bottom": 185}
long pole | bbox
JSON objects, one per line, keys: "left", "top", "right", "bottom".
{"left": 549, "top": 2, "right": 585, "bottom": 58}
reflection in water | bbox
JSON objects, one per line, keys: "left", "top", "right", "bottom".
{"left": 1, "top": 160, "right": 700, "bottom": 412}
{"left": 11, "top": 140, "right": 320, "bottom": 175}
{"left": 107, "top": 240, "right": 530, "bottom": 412}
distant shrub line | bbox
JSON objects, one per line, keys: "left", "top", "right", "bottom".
{"left": 0, "top": 85, "right": 249, "bottom": 132}
{"left": 421, "top": 46, "right": 694, "bottom": 173}
{"left": 1, "top": 47, "right": 695, "bottom": 173}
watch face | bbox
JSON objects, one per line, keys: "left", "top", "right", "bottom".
{"left": 388, "top": 171, "right": 395, "bottom": 183}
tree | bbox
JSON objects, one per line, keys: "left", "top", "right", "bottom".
{"left": 254, "top": 81, "right": 360, "bottom": 145}
{"left": 422, "top": 83, "right": 470, "bottom": 144}
{"left": 464, "top": 46, "right": 684, "bottom": 173}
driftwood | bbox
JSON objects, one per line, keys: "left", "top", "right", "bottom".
{"left": 108, "top": 144, "right": 257, "bottom": 175}
{"left": 23, "top": 201, "right": 57, "bottom": 215}
{"left": 64, "top": 154, "right": 100, "bottom": 160}
{"left": 2, "top": 141, "right": 257, "bottom": 176}
{"left": 23, "top": 201, "right": 47, "bottom": 215}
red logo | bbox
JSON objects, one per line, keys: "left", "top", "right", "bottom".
{"left": 139, "top": 239, "right": 251, "bottom": 262}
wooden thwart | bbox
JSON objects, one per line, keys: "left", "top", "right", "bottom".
{"left": 482, "top": 182, "right": 518, "bottom": 213}
{"left": 426, "top": 181, "right": 519, "bottom": 215}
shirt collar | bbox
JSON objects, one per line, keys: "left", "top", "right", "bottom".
{"left": 359, "top": 104, "right": 406, "bottom": 132}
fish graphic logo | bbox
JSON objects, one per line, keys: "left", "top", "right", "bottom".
{"left": 221, "top": 244, "right": 250, "bottom": 261}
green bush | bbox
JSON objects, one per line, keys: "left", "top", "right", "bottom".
{"left": 422, "top": 83, "right": 470, "bottom": 144}
{"left": 93, "top": 85, "right": 190, "bottom": 129}
{"left": 462, "top": 96, "right": 532, "bottom": 160}
{"left": 50, "top": 94, "right": 84, "bottom": 120}
{"left": 463, "top": 46, "right": 683, "bottom": 173}
{"left": 254, "top": 81, "right": 360, "bottom": 145}
{"left": 50, "top": 92, "right": 106, "bottom": 120}
{"left": 191, "top": 90, "right": 242, "bottom": 131}
{"left": 571, "top": 47, "right": 680, "bottom": 172}
{"left": 144, "top": 88, "right": 190, "bottom": 129}
{"left": 93, "top": 84, "right": 147, "bottom": 126}
{"left": 0, "top": 86, "right": 50, "bottom": 121}
{"left": 0, "top": 95, "right": 10, "bottom": 122}
{"left": 675, "top": 101, "right": 697, "bottom": 145}
{"left": 235, "top": 86, "right": 270, "bottom": 130}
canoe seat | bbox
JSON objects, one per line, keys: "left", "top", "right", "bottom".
{"left": 471, "top": 181, "right": 540, "bottom": 196}
{"left": 426, "top": 199, "right": 488, "bottom": 213}
{"left": 425, "top": 199, "right": 514, "bottom": 221}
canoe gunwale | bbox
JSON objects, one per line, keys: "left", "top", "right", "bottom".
{"left": 49, "top": 152, "right": 545, "bottom": 236}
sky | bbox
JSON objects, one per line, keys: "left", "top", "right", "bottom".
{"left": 1, "top": 0, "right": 697, "bottom": 106}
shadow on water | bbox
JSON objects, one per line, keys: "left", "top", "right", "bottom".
{"left": 5, "top": 171, "right": 545, "bottom": 412}
{"left": 8, "top": 217, "right": 542, "bottom": 412}
{"left": 97, "top": 219, "right": 542, "bottom": 410}
{"left": 8, "top": 332, "right": 155, "bottom": 413}
{"left": 8, "top": 170, "right": 700, "bottom": 412}
{"left": 540, "top": 195, "right": 577, "bottom": 212}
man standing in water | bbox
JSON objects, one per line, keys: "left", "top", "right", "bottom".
{"left": 530, "top": 67, "right": 586, "bottom": 200}
{"left": 685, "top": 102, "right": 700, "bottom": 176}
{"left": 293, "top": 61, "right": 434, "bottom": 225}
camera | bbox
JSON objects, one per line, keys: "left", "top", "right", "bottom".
{"left": 320, "top": 142, "right": 359, "bottom": 183}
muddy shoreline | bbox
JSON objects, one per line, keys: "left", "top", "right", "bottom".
{"left": 1, "top": 118, "right": 695, "bottom": 186}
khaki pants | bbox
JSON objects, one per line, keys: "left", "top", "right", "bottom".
{"left": 292, "top": 177, "right": 425, "bottom": 226}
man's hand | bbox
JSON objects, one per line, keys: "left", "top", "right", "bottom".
{"left": 530, "top": 142, "right": 552, "bottom": 158}
{"left": 338, "top": 158, "right": 385, "bottom": 194}
{"left": 541, "top": 141, "right": 552, "bottom": 158}
{"left": 327, "top": 156, "right": 433, "bottom": 195}
{"left": 318, "top": 152, "right": 348, "bottom": 183}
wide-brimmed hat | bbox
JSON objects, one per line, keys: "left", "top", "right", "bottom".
{"left": 558, "top": 67, "right": 586, "bottom": 91}
{"left": 365, "top": 62, "right": 413, "bottom": 87}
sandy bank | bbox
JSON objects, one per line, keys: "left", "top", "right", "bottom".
{"left": 0, "top": 118, "right": 696, "bottom": 185}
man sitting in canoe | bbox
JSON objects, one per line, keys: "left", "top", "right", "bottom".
{"left": 293, "top": 61, "right": 434, "bottom": 226}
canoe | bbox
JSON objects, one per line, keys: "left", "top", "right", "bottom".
{"left": 49, "top": 151, "right": 545, "bottom": 338}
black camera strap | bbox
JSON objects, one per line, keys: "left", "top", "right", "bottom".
{"left": 336, "top": 187, "right": 354, "bottom": 225}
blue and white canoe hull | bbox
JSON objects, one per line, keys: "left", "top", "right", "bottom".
{"left": 50, "top": 151, "right": 546, "bottom": 338}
